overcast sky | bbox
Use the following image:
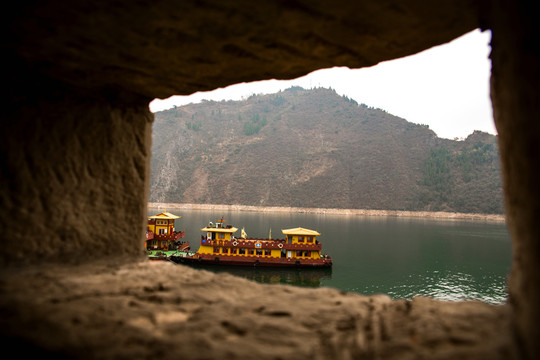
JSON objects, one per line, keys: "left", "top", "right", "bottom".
{"left": 150, "top": 29, "right": 494, "bottom": 140}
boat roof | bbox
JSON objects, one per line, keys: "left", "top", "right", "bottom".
{"left": 281, "top": 227, "right": 320, "bottom": 236}
{"left": 148, "top": 211, "right": 181, "bottom": 219}
{"left": 201, "top": 226, "right": 238, "bottom": 233}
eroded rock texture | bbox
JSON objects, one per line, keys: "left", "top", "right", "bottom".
{"left": 8, "top": 0, "right": 483, "bottom": 99}
{"left": 3, "top": 0, "right": 540, "bottom": 358}
{"left": 0, "top": 261, "right": 515, "bottom": 359}
{"left": 3, "top": 84, "right": 152, "bottom": 264}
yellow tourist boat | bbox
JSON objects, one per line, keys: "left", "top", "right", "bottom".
{"left": 171, "top": 218, "right": 332, "bottom": 268}
{"left": 145, "top": 211, "right": 189, "bottom": 260}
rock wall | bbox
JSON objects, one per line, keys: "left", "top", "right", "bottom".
{"left": 489, "top": 1, "right": 540, "bottom": 358}
{"left": 3, "top": 0, "right": 540, "bottom": 358}
{"left": 8, "top": 0, "right": 482, "bottom": 99}
{"left": 2, "top": 78, "right": 152, "bottom": 265}
{"left": 0, "top": 261, "right": 516, "bottom": 359}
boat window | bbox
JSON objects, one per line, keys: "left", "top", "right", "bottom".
{"left": 222, "top": 247, "right": 228, "bottom": 254}
{"left": 238, "top": 248, "right": 246, "bottom": 255}
{"left": 231, "top": 248, "right": 237, "bottom": 254}
{"left": 248, "top": 249, "right": 254, "bottom": 255}
{"left": 298, "top": 236, "right": 304, "bottom": 243}
{"left": 296, "top": 251, "right": 303, "bottom": 257}
{"left": 256, "top": 249, "right": 263, "bottom": 256}
{"left": 213, "top": 247, "right": 219, "bottom": 253}
{"left": 264, "top": 250, "right": 271, "bottom": 256}
{"left": 306, "top": 236, "right": 313, "bottom": 243}
{"left": 218, "top": 233, "right": 225, "bottom": 239}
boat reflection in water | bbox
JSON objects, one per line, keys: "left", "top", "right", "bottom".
{"left": 182, "top": 263, "right": 332, "bottom": 288}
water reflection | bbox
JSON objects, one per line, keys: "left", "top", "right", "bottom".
{"left": 385, "top": 270, "right": 509, "bottom": 304}
{"left": 149, "top": 207, "right": 511, "bottom": 303}
{"left": 180, "top": 263, "right": 332, "bottom": 288}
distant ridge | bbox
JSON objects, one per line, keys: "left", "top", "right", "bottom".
{"left": 150, "top": 87, "right": 504, "bottom": 214}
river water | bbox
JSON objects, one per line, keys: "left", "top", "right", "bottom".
{"left": 149, "top": 207, "right": 511, "bottom": 304}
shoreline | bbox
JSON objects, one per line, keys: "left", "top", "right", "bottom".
{"left": 148, "top": 202, "right": 506, "bottom": 223}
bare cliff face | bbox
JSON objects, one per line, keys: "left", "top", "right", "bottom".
{"left": 150, "top": 88, "right": 503, "bottom": 214}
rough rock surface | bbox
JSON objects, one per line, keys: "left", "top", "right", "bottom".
{"left": 0, "top": 260, "right": 515, "bottom": 359}
{"left": 9, "top": 0, "right": 483, "bottom": 99}
{"left": 3, "top": 0, "right": 540, "bottom": 358}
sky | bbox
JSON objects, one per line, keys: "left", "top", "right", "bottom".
{"left": 149, "top": 29, "right": 494, "bottom": 140}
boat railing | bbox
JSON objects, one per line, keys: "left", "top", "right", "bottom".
{"left": 201, "top": 238, "right": 322, "bottom": 250}
{"left": 154, "top": 230, "right": 185, "bottom": 240}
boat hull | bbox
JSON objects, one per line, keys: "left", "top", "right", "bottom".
{"left": 171, "top": 254, "right": 332, "bottom": 268}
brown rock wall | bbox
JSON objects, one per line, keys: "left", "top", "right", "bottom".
{"left": 489, "top": 1, "right": 540, "bottom": 358}
{"left": 1, "top": 81, "right": 152, "bottom": 265}
{"left": 2, "top": 0, "right": 539, "bottom": 358}
{"left": 0, "top": 261, "right": 515, "bottom": 359}
{"left": 8, "top": 0, "right": 482, "bottom": 99}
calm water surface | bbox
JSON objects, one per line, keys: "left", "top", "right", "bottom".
{"left": 149, "top": 208, "right": 511, "bottom": 304}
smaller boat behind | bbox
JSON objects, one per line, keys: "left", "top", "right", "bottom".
{"left": 145, "top": 210, "right": 189, "bottom": 260}
{"left": 171, "top": 218, "right": 332, "bottom": 268}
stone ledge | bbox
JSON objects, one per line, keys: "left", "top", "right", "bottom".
{"left": 0, "top": 260, "right": 515, "bottom": 359}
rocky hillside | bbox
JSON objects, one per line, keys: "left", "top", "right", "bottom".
{"left": 150, "top": 87, "right": 504, "bottom": 214}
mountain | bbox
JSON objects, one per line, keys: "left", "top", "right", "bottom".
{"left": 150, "top": 87, "right": 504, "bottom": 214}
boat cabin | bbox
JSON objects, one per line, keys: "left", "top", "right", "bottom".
{"left": 281, "top": 227, "right": 321, "bottom": 260}
{"left": 282, "top": 227, "right": 320, "bottom": 245}
{"left": 195, "top": 221, "right": 324, "bottom": 262}
{"left": 146, "top": 211, "right": 185, "bottom": 250}
{"left": 201, "top": 218, "right": 238, "bottom": 241}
